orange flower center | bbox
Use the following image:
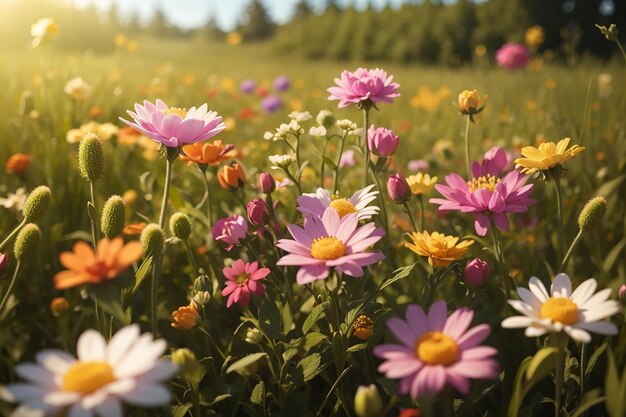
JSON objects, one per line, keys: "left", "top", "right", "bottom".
{"left": 467, "top": 174, "right": 501, "bottom": 193}
{"left": 415, "top": 331, "right": 459, "bottom": 366}
{"left": 329, "top": 197, "right": 357, "bottom": 218}
{"left": 62, "top": 361, "right": 115, "bottom": 394}
{"left": 540, "top": 297, "right": 578, "bottom": 325}
{"left": 163, "top": 107, "right": 187, "bottom": 118}
{"left": 310, "top": 237, "right": 346, "bottom": 260}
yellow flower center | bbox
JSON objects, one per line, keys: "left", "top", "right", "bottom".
{"left": 62, "top": 361, "right": 116, "bottom": 394}
{"left": 415, "top": 331, "right": 459, "bottom": 366}
{"left": 329, "top": 197, "right": 357, "bottom": 218}
{"left": 163, "top": 107, "right": 187, "bottom": 118}
{"left": 310, "top": 236, "right": 346, "bottom": 260}
{"left": 236, "top": 273, "right": 250, "bottom": 284}
{"left": 467, "top": 174, "right": 501, "bottom": 193}
{"left": 540, "top": 297, "right": 578, "bottom": 325}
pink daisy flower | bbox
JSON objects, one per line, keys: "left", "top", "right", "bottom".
{"left": 277, "top": 208, "right": 385, "bottom": 284}
{"left": 430, "top": 152, "right": 535, "bottom": 236}
{"left": 495, "top": 43, "right": 530, "bottom": 70}
{"left": 211, "top": 215, "right": 248, "bottom": 251}
{"left": 120, "top": 99, "right": 225, "bottom": 148}
{"left": 374, "top": 301, "right": 499, "bottom": 399}
{"left": 222, "top": 259, "right": 270, "bottom": 308}
{"left": 327, "top": 68, "right": 400, "bottom": 108}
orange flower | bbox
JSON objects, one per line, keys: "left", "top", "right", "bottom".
{"left": 171, "top": 302, "right": 199, "bottom": 330}
{"left": 180, "top": 140, "right": 236, "bottom": 167}
{"left": 122, "top": 222, "right": 147, "bottom": 236}
{"left": 54, "top": 238, "right": 143, "bottom": 289}
{"left": 50, "top": 297, "right": 70, "bottom": 314}
{"left": 218, "top": 162, "right": 245, "bottom": 190}
{"left": 6, "top": 153, "right": 32, "bottom": 175}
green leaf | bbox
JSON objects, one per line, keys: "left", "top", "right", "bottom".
{"left": 378, "top": 263, "right": 417, "bottom": 292}
{"left": 586, "top": 341, "right": 608, "bottom": 375}
{"left": 346, "top": 342, "right": 368, "bottom": 353}
{"left": 507, "top": 357, "right": 532, "bottom": 417}
{"left": 121, "top": 255, "right": 153, "bottom": 310}
{"left": 595, "top": 174, "right": 625, "bottom": 197}
{"left": 569, "top": 388, "right": 603, "bottom": 417}
{"left": 226, "top": 353, "right": 267, "bottom": 376}
{"left": 302, "top": 301, "right": 329, "bottom": 334}
{"left": 259, "top": 301, "right": 285, "bottom": 340}
{"left": 281, "top": 301, "right": 293, "bottom": 336}
{"left": 321, "top": 155, "right": 338, "bottom": 171}
{"left": 294, "top": 353, "right": 321, "bottom": 384}
{"left": 172, "top": 403, "right": 193, "bottom": 417}
{"left": 525, "top": 347, "right": 558, "bottom": 384}
{"left": 250, "top": 381, "right": 265, "bottom": 406}
{"left": 602, "top": 238, "right": 626, "bottom": 274}
{"left": 303, "top": 332, "right": 327, "bottom": 351}
{"left": 605, "top": 349, "right": 625, "bottom": 417}
{"left": 90, "top": 284, "right": 130, "bottom": 327}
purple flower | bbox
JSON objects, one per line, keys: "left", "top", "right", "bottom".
{"left": 496, "top": 43, "right": 530, "bottom": 70}
{"left": 387, "top": 173, "right": 412, "bottom": 204}
{"left": 273, "top": 75, "right": 290, "bottom": 92}
{"left": 240, "top": 79, "right": 256, "bottom": 94}
{"left": 368, "top": 125, "right": 399, "bottom": 157}
{"left": 0, "top": 253, "right": 6, "bottom": 275}
{"left": 408, "top": 159, "right": 429, "bottom": 172}
{"left": 211, "top": 215, "right": 248, "bottom": 251}
{"left": 261, "top": 96, "right": 283, "bottom": 114}
{"left": 247, "top": 199, "right": 270, "bottom": 226}
{"left": 473, "top": 147, "right": 513, "bottom": 178}
{"left": 374, "top": 301, "right": 499, "bottom": 398}
{"left": 327, "top": 68, "right": 400, "bottom": 108}
{"left": 464, "top": 258, "right": 489, "bottom": 289}
{"left": 619, "top": 284, "right": 626, "bottom": 305}
{"left": 120, "top": 99, "right": 225, "bottom": 148}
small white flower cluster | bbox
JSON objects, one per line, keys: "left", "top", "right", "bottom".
{"left": 264, "top": 119, "right": 305, "bottom": 141}
{"left": 269, "top": 154, "right": 296, "bottom": 170}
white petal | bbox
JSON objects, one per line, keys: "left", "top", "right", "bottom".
{"left": 516, "top": 288, "right": 542, "bottom": 311}
{"left": 119, "top": 384, "right": 171, "bottom": 407}
{"left": 524, "top": 326, "right": 548, "bottom": 337}
{"left": 113, "top": 335, "right": 166, "bottom": 378}
{"left": 551, "top": 273, "right": 572, "bottom": 297}
{"left": 501, "top": 316, "right": 535, "bottom": 328}
{"left": 94, "top": 397, "right": 123, "bottom": 417}
{"left": 80, "top": 390, "right": 109, "bottom": 409}
{"left": 574, "top": 320, "right": 618, "bottom": 336}
{"left": 563, "top": 327, "right": 590, "bottom": 343}
{"left": 106, "top": 325, "right": 140, "bottom": 366}
{"left": 10, "top": 404, "right": 49, "bottom": 417}
{"left": 135, "top": 361, "right": 178, "bottom": 384}
{"left": 15, "top": 365, "right": 54, "bottom": 388}
{"left": 508, "top": 300, "right": 537, "bottom": 317}
{"left": 3, "top": 384, "right": 46, "bottom": 402}
{"left": 36, "top": 351, "right": 76, "bottom": 375}
{"left": 579, "top": 288, "right": 612, "bottom": 309}
{"left": 104, "top": 379, "right": 135, "bottom": 395}
{"left": 528, "top": 276, "right": 549, "bottom": 302}
{"left": 43, "top": 391, "right": 81, "bottom": 406}
{"left": 580, "top": 301, "right": 620, "bottom": 323}
{"left": 68, "top": 403, "right": 93, "bottom": 417}
{"left": 570, "top": 278, "right": 597, "bottom": 305}
{"left": 77, "top": 330, "right": 107, "bottom": 362}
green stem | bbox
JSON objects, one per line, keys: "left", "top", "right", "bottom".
{"left": 490, "top": 217, "right": 511, "bottom": 300}
{"left": 0, "top": 261, "right": 21, "bottom": 315}
{"left": 151, "top": 251, "right": 163, "bottom": 336}
{"left": 464, "top": 115, "right": 472, "bottom": 179}
{"left": 320, "top": 139, "right": 328, "bottom": 188}
{"left": 196, "top": 164, "right": 213, "bottom": 225}
{"left": 362, "top": 108, "right": 370, "bottom": 188}
{"left": 89, "top": 181, "right": 100, "bottom": 247}
{"left": 370, "top": 164, "right": 392, "bottom": 255}
{"left": 559, "top": 229, "right": 584, "bottom": 272}
{"left": 334, "top": 132, "right": 347, "bottom": 194}
{"left": 295, "top": 135, "right": 302, "bottom": 171}
{"left": 580, "top": 343, "right": 586, "bottom": 398}
{"left": 184, "top": 240, "right": 200, "bottom": 275}
{"left": 159, "top": 157, "right": 173, "bottom": 229}
{"left": 0, "top": 220, "right": 26, "bottom": 252}
{"left": 554, "top": 178, "right": 564, "bottom": 266}
{"left": 553, "top": 335, "right": 567, "bottom": 417}
{"left": 403, "top": 202, "right": 419, "bottom": 234}
{"left": 442, "top": 388, "right": 455, "bottom": 417}
{"left": 284, "top": 169, "right": 302, "bottom": 195}
{"left": 198, "top": 326, "right": 227, "bottom": 360}
{"left": 616, "top": 40, "right": 626, "bottom": 65}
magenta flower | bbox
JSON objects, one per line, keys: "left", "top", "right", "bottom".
{"left": 368, "top": 125, "right": 400, "bottom": 157}
{"left": 120, "top": 99, "right": 225, "bottom": 148}
{"left": 327, "top": 68, "right": 400, "bottom": 108}
{"left": 277, "top": 208, "right": 384, "bottom": 284}
{"left": 261, "top": 96, "right": 283, "bottom": 113}
{"left": 273, "top": 75, "right": 291, "bottom": 92}
{"left": 339, "top": 149, "right": 356, "bottom": 168}
{"left": 495, "top": 43, "right": 530, "bottom": 70}
{"left": 430, "top": 154, "right": 536, "bottom": 236}
{"left": 211, "top": 215, "right": 248, "bottom": 251}
{"left": 222, "top": 259, "right": 270, "bottom": 308}
{"left": 240, "top": 79, "right": 256, "bottom": 94}
{"left": 374, "top": 301, "right": 499, "bottom": 398}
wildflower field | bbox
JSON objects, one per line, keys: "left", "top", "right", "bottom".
{"left": 1, "top": 9, "right": 626, "bottom": 417}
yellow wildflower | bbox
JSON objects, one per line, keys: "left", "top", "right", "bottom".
{"left": 405, "top": 231, "right": 473, "bottom": 267}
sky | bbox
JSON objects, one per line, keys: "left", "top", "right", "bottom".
{"left": 70, "top": 0, "right": 407, "bottom": 31}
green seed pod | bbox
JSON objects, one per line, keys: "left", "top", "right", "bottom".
{"left": 78, "top": 133, "right": 104, "bottom": 182}
{"left": 578, "top": 196, "right": 607, "bottom": 232}
{"left": 22, "top": 185, "right": 51, "bottom": 223}
{"left": 169, "top": 212, "right": 192, "bottom": 240}
{"left": 101, "top": 195, "right": 126, "bottom": 239}
{"left": 14, "top": 223, "right": 41, "bottom": 262}
{"left": 140, "top": 223, "right": 164, "bottom": 256}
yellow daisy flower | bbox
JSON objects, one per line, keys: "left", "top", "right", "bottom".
{"left": 406, "top": 173, "right": 438, "bottom": 195}
{"left": 405, "top": 231, "right": 473, "bottom": 267}
{"left": 514, "top": 137, "right": 585, "bottom": 175}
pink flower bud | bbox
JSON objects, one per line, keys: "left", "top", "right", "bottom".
{"left": 247, "top": 199, "right": 270, "bottom": 226}
{"left": 619, "top": 284, "right": 626, "bottom": 305}
{"left": 259, "top": 172, "right": 276, "bottom": 194}
{"left": 464, "top": 258, "right": 489, "bottom": 289}
{"left": 387, "top": 173, "right": 412, "bottom": 204}
{"left": 0, "top": 253, "right": 7, "bottom": 275}
{"left": 368, "top": 125, "right": 399, "bottom": 157}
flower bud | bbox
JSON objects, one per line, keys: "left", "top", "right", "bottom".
{"left": 14, "top": 223, "right": 41, "bottom": 262}
{"left": 596, "top": 24, "right": 619, "bottom": 42}
{"left": 169, "top": 212, "right": 192, "bottom": 240}
{"left": 354, "top": 384, "right": 383, "bottom": 417}
{"left": 387, "top": 173, "right": 412, "bottom": 204}
{"left": 247, "top": 199, "right": 270, "bottom": 226}
{"left": 578, "top": 196, "right": 607, "bottom": 232}
{"left": 353, "top": 315, "right": 374, "bottom": 341}
{"left": 316, "top": 110, "right": 335, "bottom": 129}
{"left": 78, "top": 133, "right": 104, "bottom": 182}
{"left": 368, "top": 125, "right": 399, "bottom": 157}
{"left": 245, "top": 327, "right": 263, "bottom": 344}
{"left": 457, "top": 89, "right": 487, "bottom": 115}
{"left": 50, "top": 297, "right": 70, "bottom": 315}
{"left": 193, "top": 291, "right": 211, "bottom": 306}
{"left": 171, "top": 302, "right": 199, "bottom": 330}
{"left": 101, "top": 195, "right": 126, "bottom": 239}
{"left": 140, "top": 223, "right": 165, "bottom": 256}
{"left": 23, "top": 185, "right": 51, "bottom": 223}
{"left": 193, "top": 274, "right": 212, "bottom": 293}
{"left": 618, "top": 284, "right": 626, "bottom": 306}
{"left": 259, "top": 172, "right": 276, "bottom": 194}
{"left": 218, "top": 162, "right": 245, "bottom": 191}
{"left": 0, "top": 253, "right": 7, "bottom": 275}
{"left": 464, "top": 258, "right": 489, "bottom": 289}
{"left": 171, "top": 348, "right": 199, "bottom": 381}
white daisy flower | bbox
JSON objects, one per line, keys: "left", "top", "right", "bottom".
{"left": 2, "top": 325, "right": 177, "bottom": 417}
{"left": 501, "top": 273, "right": 620, "bottom": 343}
{"left": 297, "top": 185, "right": 380, "bottom": 221}
{"left": 288, "top": 111, "right": 312, "bottom": 122}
